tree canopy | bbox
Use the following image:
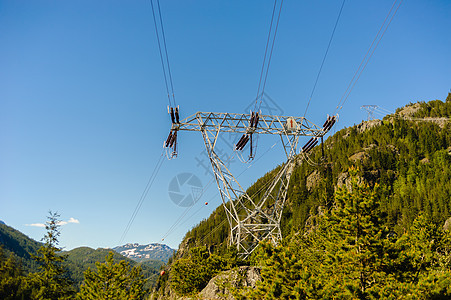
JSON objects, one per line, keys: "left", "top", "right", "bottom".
{"left": 77, "top": 252, "right": 147, "bottom": 300}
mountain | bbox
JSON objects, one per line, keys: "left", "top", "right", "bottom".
{"left": 180, "top": 94, "right": 451, "bottom": 251}
{"left": 0, "top": 220, "right": 5, "bottom": 225}
{"left": 0, "top": 223, "right": 164, "bottom": 288}
{"left": 64, "top": 246, "right": 163, "bottom": 288}
{"left": 153, "top": 94, "right": 451, "bottom": 298}
{"left": 113, "top": 243, "right": 174, "bottom": 263}
{"left": 0, "top": 222, "right": 42, "bottom": 272}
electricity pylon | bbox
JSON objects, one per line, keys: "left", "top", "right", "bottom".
{"left": 360, "top": 105, "right": 378, "bottom": 121}
{"left": 165, "top": 111, "right": 336, "bottom": 257}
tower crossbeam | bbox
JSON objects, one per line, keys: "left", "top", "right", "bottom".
{"left": 166, "top": 110, "right": 335, "bottom": 258}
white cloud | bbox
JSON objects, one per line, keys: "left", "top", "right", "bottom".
{"left": 57, "top": 217, "right": 80, "bottom": 226}
{"left": 25, "top": 223, "right": 45, "bottom": 228}
{"left": 26, "top": 217, "right": 79, "bottom": 228}
{"left": 68, "top": 217, "right": 80, "bottom": 224}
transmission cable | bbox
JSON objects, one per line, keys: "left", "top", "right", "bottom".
{"left": 150, "top": 0, "right": 177, "bottom": 107}
{"left": 196, "top": 143, "right": 280, "bottom": 246}
{"left": 119, "top": 149, "right": 165, "bottom": 244}
{"left": 160, "top": 177, "right": 216, "bottom": 242}
{"left": 162, "top": 142, "right": 278, "bottom": 241}
{"left": 335, "top": 0, "right": 403, "bottom": 114}
{"left": 255, "top": 0, "right": 278, "bottom": 110}
{"left": 303, "top": 0, "right": 346, "bottom": 118}
{"left": 176, "top": 142, "right": 278, "bottom": 231}
{"left": 160, "top": 151, "right": 238, "bottom": 241}
{"left": 197, "top": 160, "right": 282, "bottom": 246}
{"left": 255, "top": 0, "right": 284, "bottom": 112}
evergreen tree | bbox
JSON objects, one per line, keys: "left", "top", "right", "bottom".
{"left": 0, "top": 246, "right": 27, "bottom": 300}
{"left": 242, "top": 171, "right": 451, "bottom": 299}
{"left": 77, "top": 252, "right": 147, "bottom": 300}
{"left": 170, "top": 246, "right": 228, "bottom": 296}
{"left": 26, "top": 211, "right": 74, "bottom": 299}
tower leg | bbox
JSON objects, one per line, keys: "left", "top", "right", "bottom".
{"left": 201, "top": 128, "right": 300, "bottom": 258}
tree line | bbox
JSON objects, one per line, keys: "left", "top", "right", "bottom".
{"left": 159, "top": 171, "right": 451, "bottom": 299}
{"left": 0, "top": 212, "right": 148, "bottom": 300}
{"left": 156, "top": 95, "right": 451, "bottom": 298}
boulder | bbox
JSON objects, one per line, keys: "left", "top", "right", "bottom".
{"left": 198, "top": 266, "right": 261, "bottom": 300}
{"left": 444, "top": 217, "right": 451, "bottom": 232}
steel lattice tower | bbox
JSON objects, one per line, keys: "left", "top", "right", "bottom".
{"left": 165, "top": 110, "right": 336, "bottom": 257}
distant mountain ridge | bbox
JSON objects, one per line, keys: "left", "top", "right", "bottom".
{"left": 113, "top": 243, "right": 174, "bottom": 262}
{"left": 0, "top": 223, "right": 164, "bottom": 287}
{"left": 0, "top": 222, "right": 41, "bottom": 272}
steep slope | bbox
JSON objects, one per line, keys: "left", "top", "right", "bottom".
{"left": 154, "top": 94, "right": 451, "bottom": 299}
{"left": 0, "top": 222, "right": 41, "bottom": 272}
{"left": 181, "top": 93, "right": 451, "bottom": 253}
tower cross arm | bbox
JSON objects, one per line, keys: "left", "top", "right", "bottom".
{"left": 171, "top": 111, "right": 325, "bottom": 136}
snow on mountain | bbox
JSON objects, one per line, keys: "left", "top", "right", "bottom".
{"left": 112, "top": 243, "right": 174, "bottom": 263}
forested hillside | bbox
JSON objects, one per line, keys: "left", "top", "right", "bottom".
{"left": 0, "top": 223, "right": 42, "bottom": 273}
{"left": 154, "top": 94, "right": 451, "bottom": 299}
{"left": 183, "top": 94, "right": 451, "bottom": 249}
{"left": 0, "top": 220, "right": 164, "bottom": 298}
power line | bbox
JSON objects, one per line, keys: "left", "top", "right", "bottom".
{"left": 162, "top": 142, "right": 278, "bottom": 242}
{"left": 156, "top": 0, "right": 176, "bottom": 107}
{"left": 175, "top": 142, "right": 278, "bottom": 233}
{"left": 160, "top": 177, "right": 216, "bottom": 242}
{"left": 303, "top": 0, "right": 346, "bottom": 118}
{"left": 195, "top": 143, "right": 279, "bottom": 246}
{"left": 360, "top": 105, "right": 378, "bottom": 120}
{"left": 150, "top": 0, "right": 176, "bottom": 107}
{"left": 119, "top": 150, "right": 165, "bottom": 244}
{"left": 160, "top": 150, "right": 239, "bottom": 241}
{"left": 255, "top": 0, "right": 278, "bottom": 110}
{"left": 255, "top": 0, "right": 284, "bottom": 112}
{"left": 335, "top": 0, "right": 403, "bottom": 114}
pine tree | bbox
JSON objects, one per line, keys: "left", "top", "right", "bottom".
{"left": 0, "top": 246, "right": 27, "bottom": 300}
{"left": 170, "top": 246, "right": 227, "bottom": 296}
{"left": 26, "top": 211, "right": 74, "bottom": 300}
{"left": 242, "top": 170, "right": 451, "bottom": 299}
{"left": 77, "top": 252, "right": 147, "bottom": 300}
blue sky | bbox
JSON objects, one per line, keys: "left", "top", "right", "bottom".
{"left": 1, "top": 0, "right": 450, "bottom": 251}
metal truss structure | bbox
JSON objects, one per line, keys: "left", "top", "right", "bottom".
{"left": 165, "top": 111, "right": 336, "bottom": 257}
{"left": 360, "top": 105, "right": 379, "bottom": 121}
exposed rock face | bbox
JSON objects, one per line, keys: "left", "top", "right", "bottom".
{"left": 198, "top": 266, "right": 261, "bottom": 300}
{"left": 356, "top": 119, "right": 382, "bottom": 133}
{"left": 349, "top": 151, "right": 370, "bottom": 163}
{"left": 394, "top": 103, "right": 449, "bottom": 128}
{"left": 175, "top": 237, "right": 193, "bottom": 260}
{"left": 337, "top": 172, "right": 348, "bottom": 189}
{"left": 304, "top": 206, "right": 325, "bottom": 236}
{"left": 420, "top": 157, "right": 430, "bottom": 164}
{"left": 397, "top": 103, "right": 421, "bottom": 117}
{"left": 306, "top": 170, "right": 321, "bottom": 191}
{"left": 420, "top": 117, "right": 449, "bottom": 128}
{"left": 337, "top": 172, "right": 362, "bottom": 192}
{"left": 444, "top": 217, "right": 451, "bottom": 232}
